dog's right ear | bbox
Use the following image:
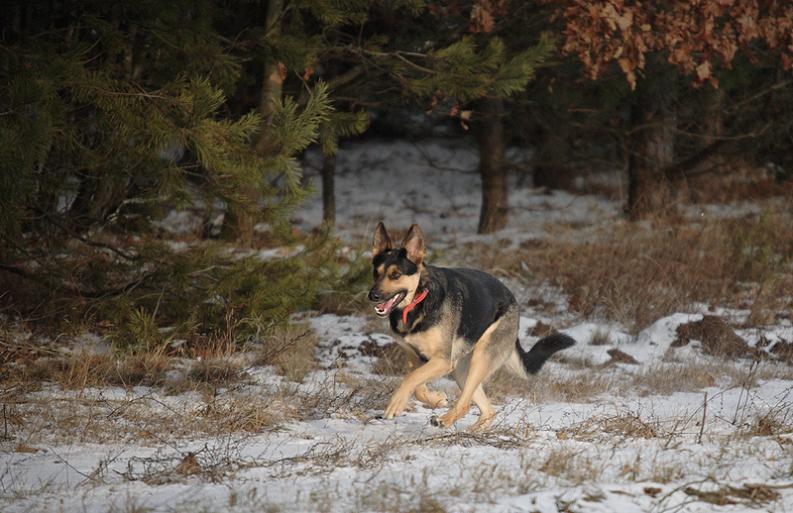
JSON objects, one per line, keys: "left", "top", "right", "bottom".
{"left": 372, "top": 222, "right": 393, "bottom": 257}
{"left": 402, "top": 223, "right": 425, "bottom": 266}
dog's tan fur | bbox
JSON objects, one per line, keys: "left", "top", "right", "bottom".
{"left": 376, "top": 268, "right": 421, "bottom": 308}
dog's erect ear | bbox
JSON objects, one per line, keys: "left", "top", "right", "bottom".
{"left": 372, "top": 222, "right": 393, "bottom": 257}
{"left": 402, "top": 224, "right": 425, "bottom": 265}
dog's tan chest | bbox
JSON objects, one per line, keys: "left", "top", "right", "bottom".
{"left": 402, "top": 326, "right": 449, "bottom": 360}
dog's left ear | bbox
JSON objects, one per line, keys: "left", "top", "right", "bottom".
{"left": 402, "top": 224, "right": 425, "bottom": 266}
{"left": 372, "top": 221, "right": 393, "bottom": 257}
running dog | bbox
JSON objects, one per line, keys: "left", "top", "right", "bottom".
{"left": 368, "top": 222, "right": 575, "bottom": 430}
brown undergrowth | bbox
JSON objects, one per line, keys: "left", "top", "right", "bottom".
{"left": 462, "top": 206, "right": 793, "bottom": 330}
{"left": 484, "top": 356, "right": 793, "bottom": 405}
{"left": 252, "top": 323, "right": 319, "bottom": 382}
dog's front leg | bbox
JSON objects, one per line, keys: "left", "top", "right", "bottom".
{"left": 384, "top": 357, "right": 451, "bottom": 419}
{"left": 403, "top": 350, "right": 448, "bottom": 408}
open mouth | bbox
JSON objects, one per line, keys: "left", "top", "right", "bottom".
{"left": 373, "top": 291, "right": 406, "bottom": 317}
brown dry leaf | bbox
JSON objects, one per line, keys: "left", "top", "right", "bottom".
{"left": 616, "top": 11, "right": 633, "bottom": 32}
{"left": 696, "top": 60, "right": 712, "bottom": 81}
{"left": 643, "top": 486, "right": 662, "bottom": 497}
{"left": 557, "top": 1, "right": 793, "bottom": 87}
{"left": 469, "top": 2, "right": 496, "bottom": 34}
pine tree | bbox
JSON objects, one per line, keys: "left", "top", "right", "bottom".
{"left": 0, "top": 1, "right": 342, "bottom": 338}
{"left": 244, "top": 0, "right": 371, "bottom": 223}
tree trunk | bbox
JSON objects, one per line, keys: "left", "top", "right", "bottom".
{"left": 475, "top": 97, "right": 508, "bottom": 234}
{"left": 626, "top": 80, "right": 676, "bottom": 220}
{"left": 69, "top": 173, "right": 129, "bottom": 230}
{"left": 321, "top": 153, "right": 336, "bottom": 225}
{"left": 222, "top": 0, "right": 283, "bottom": 244}
{"left": 533, "top": 129, "right": 576, "bottom": 190}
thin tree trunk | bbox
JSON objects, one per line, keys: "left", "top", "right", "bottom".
{"left": 69, "top": 173, "right": 129, "bottom": 230}
{"left": 475, "top": 97, "right": 508, "bottom": 234}
{"left": 534, "top": 130, "right": 575, "bottom": 190}
{"left": 322, "top": 153, "right": 336, "bottom": 225}
{"left": 626, "top": 80, "right": 676, "bottom": 220}
{"left": 222, "top": 0, "right": 283, "bottom": 244}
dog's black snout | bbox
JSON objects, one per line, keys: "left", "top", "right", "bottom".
{"left": 368, "top": 288, "right": 382, "bottom": 302}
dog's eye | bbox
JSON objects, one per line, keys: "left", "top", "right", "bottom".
{"left": 389, "top": 271, "right": 401, "bottom": 280}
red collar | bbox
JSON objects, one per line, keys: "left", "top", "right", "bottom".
{"left": 402, "top": 289, "right": 429, "bottom": 325}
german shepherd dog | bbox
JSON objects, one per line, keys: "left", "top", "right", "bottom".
{"left": 369, "top": 222, "right": 575, "bottom": 430}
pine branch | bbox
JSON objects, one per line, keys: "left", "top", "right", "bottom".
{"left": 0, "top": 263, "right": 154, "bottom": 299}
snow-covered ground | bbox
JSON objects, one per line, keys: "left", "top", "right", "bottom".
{"left": 3, "top": 139, "right": 793, "bottom": 513}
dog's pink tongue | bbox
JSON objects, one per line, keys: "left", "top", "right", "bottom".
{"left": 376, "top": 295, "right": 399, "bottom": 314}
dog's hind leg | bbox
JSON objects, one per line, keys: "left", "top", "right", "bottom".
{"left": 432, "top": 306, "right": 518, "bottom": 429}
{"left": 469, "top": 386, "right": 496, "bottom": 431}
{"left": 431, "top": 348, "right": 491, "bottom": 428}
{"left": 449, "top": 353, "right": 495, "bottom": 430}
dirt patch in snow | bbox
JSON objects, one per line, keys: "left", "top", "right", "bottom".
{"left": 605, "top": 348, "right": 639, "bottom": 365}
{"left": 528, "top": 320, "right": 556, "bottom": 337}
{"left": 673, "top": 315, "right": 755, "bottom": 358}
{"left": 766, "top": 338, "right": 793, "bottom": 364}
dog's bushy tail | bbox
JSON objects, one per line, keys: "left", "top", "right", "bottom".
{"left": 507, "top": 333, "right": 576, "bottom": 377}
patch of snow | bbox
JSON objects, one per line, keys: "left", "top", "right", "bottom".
{"left": 153, "top": 209, "right": 203, "bottom": 236}
{"left": 309, "top": 314, "right": 394, "bottom": 372}
{"left": 623, "top": 313, "right": 704, "bottom": 364}
{"left": 296, "top": 139, "right": 620, "bottom": 246}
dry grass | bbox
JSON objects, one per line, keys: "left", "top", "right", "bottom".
{"left": 740, "top": 400, "right": 793, "bottom": 437}
{"left": 9, "top": 348, "right": 255, "bottom": 395}
{"left": 484, "top": 354, "right": 793, "bottom": 407}
{"left": 253, "top": 323, "right": 319, "bottom": 382}
{"left": 487, "top": 366, "right": 616, "bottom": 404}
{"left": 539, "top": 445, "right": 604, "bottom": 484}
{"left": 370, "top": 343, "right": 409, "bottom": 376}
{"left": 302, "top": 371, "right": 396, "bottom": 420}
{"left": 630, "top": 363, "right": 720, "bottom": 396}
{"left": 19, "top": 351, "right": 171, "bottom": 390}
{"left": 648, "top": 463, "right": 687, "bottom": 484}
{"left": 188, "top": 358, "right": 245, "bottom": 386}
{"left": 314, "top": 290, "right": 369, "bottom": 316}
{"left": 3, "top": 370, "right": 398, "bottom": 445}
{"left": 464, "top": 207, "right": 793, "bottom": 330}
{"left": 562, "top": 413, "right": 658, "bottom": 441}
{"left": 7, "top": 380, "right": 322, "bottom": 444}
{"left": 636, "top": 358, "right": 793, "bottom": 396}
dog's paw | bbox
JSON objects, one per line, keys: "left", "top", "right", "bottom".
{"left": 468, "top": 413, "right": 496, "bottom": 432}
{"left": 430, "top": 408, "right": 466, "bottom": 428}
{"left": 383, "top": 394, "right": 409, "bottom": 419}
{"left": 429, "top": 413, "right": 455, "bottom": 428}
